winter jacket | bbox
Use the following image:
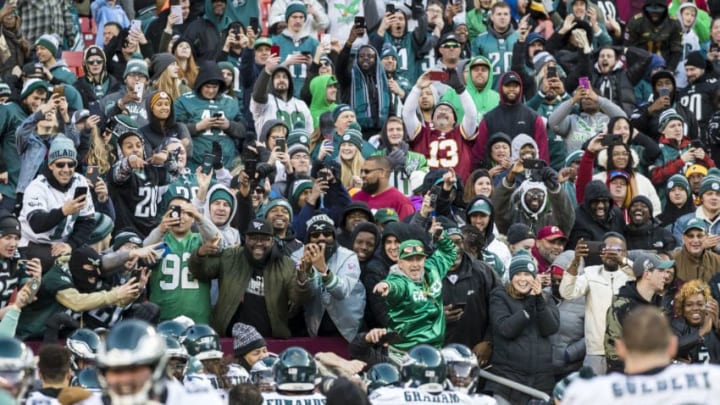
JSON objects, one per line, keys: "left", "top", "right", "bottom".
{"left": 590, "top": 62, "right": 638, "bottom": 116}
{"left": 440, "top": 55, "right": 500, "bottom": 123}
{"left": 627, "top": 0, "right": 684, "bottom": 71}
{"left": 672, "top": 246, "right": 720, "bottom": 284}
{"left": 674, "top": 207, "right": 720, "bottom": 248}
{"left": 650, "top": 135, "right": 715, "bottom": 203}
{"left": 671, "top": 316, "right": 720, "bottom": 364}
{"left": 382, "top": 235, "right": 457, "bottom": 350}
{"left": 291, "top": 244, "right": 365, "bottom": 342}
{"left": 604, "top": 281, "right": 662, "bottom": 368}
{"left": 488, "top": 286, "right": 559, "bottom": 397}
{"left": 547, "top": 292, "right": 586, "bottom": 377}
{"left": 182, "top": 11, "right": 228, "bottom": 62}
{"left": 625, "top": 220, "right": 677, "bottom": 252}
{"left": 560, "top": 264, "right": 635, "bottom": 355}
{"left": 568, "top": 180, "right": 626, "bottom": 250}
{"left": 188, "top": 246, "right": 311, "bottom": 338}
{"left": 492, "top": 177, "right": 575, "bottom": 236}
{"left": 443, "top": 253, "right": 494, "bottom": 348}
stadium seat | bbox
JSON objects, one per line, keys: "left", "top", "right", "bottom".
{"left": 62, "top": 51, "right": 85, "bottom": 78}
{"left": 79, "top": 16, "right": 97, "bottom": 47}
{"left": 260, "top": 0, "right": 271, "bottom": 36}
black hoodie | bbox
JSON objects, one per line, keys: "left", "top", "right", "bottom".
{"left": 631, "top": 70, "right": 700, "bottom": 141}
{"left": 138, "top": 91, "right": 192, "bottom": 159}
{"left": 568, "top": 180, "right": 625, "bottom": 250}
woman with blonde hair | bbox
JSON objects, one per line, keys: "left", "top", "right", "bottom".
{"left": 150, "top": 53, "right": 190, "bottom": 100}
{"left": 337, "top": 126, "right": 364, "bottom": 194}
{"left": 671, "top": 279, "right": 720, "bottom": 363}
{"left": 172, "top": 37, "right": 198, "bottom": 89}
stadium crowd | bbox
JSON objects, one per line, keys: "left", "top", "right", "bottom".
{"left": 2, "top": 0, "right": 720, "bottom": 403}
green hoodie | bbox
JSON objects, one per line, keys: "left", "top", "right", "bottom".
{"left": 309, "top": 75, "right": 338, "bottom": 128}
{"left": 203, "top": 0, "right": 232, "bottom": 32}
{"left": 440, "top": 55, "right": 499, "bottom": 123}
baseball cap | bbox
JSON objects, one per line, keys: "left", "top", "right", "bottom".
{"left": 501, "top": 71, "right": 522, "bottom": 86}
{"left": 683, "top": 218, "right": 707, "bottom": 234}
{"left": 398, "top": 240, "right": 427, "bottom": 260}
{"left": 438, "top": 33, "right": 460, "bottom": 48}
{"left": 245, "top": 219, "right": 274, "bottom": 237}
{"left": 631, "top": 253, "right": 674, "bottom": 278}
{"left": 536, "top": 225, "right": 568, "bottom": 242}
{"left": 467, "top": 199, "right": 492, "bottom": 216}
{"left": 374, "top": 208, "right": 399, "bottom": 225}
{"left": 254, "top": 37, "right": 272, "bottom": 49}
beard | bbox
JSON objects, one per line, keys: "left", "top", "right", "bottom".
{"left": 362, "top": 181, "right": 381, "bottom": 194}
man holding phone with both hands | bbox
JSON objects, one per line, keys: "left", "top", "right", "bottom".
{"left": 18, "top": 138, "right": 95, "bottom": 273}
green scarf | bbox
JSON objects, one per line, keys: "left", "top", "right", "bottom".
{"left": 351, "top": 45, "right": 390, "bottom": 131}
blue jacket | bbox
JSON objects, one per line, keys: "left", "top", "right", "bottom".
{"left": 16, "top": 112, "right": 79, "bottom": 193}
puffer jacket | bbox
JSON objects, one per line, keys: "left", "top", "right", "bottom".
{"left": 547, "top": 291, "right": 586, "bottom": 377}
{"left": 488, "top": 286, "right": 559, "bottom": 396}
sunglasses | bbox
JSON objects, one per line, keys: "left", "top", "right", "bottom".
{"left": 442, "top": 44, "right": 460, "bottom": 49}
{"left": 54, "top": 161, "right": 77, "bottom": 169}
{"left": 360, "top": 168, "right": 382, "bottom": 175}
{"left": 402, "top": 245, "right": 424, "bottom": 255}
{"left": 253, "top": 187, "right": 264, "bottom": 194}
{"left": 310, "top": 231, "right": 333, "bottom": 238}
{"left": 87, "top": 59, "right": 103, "bottom": 65}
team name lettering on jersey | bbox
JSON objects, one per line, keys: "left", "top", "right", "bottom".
{"left": 402, "top": 391, "right": 462, "bottom": 403}
{"left": 611, "top": 371, "right": 711, "bottom": 398}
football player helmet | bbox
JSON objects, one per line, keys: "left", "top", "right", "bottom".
{"left": 401, "top": 344, "right": 446, "bottom": 393}
{"left": 441, "top": 343, "right": 479, "bottom": 393}
{"left": 66, "top": 328, "right": 100, "bottom": 372}
{"left": 96, "top": 320, "right": 168, "bottom": 405}
{"left": 165, "top": 336, "right": 189, "bottom": 380}
{"left": 0, "top": 337, "right": 35, "bottom": 401}
{"left": 180, "top": 324, "right": 223, "bottom": 361}
{"left": 366, "top": 362, "right": 401, "bottom": 393}
{"left": 273, "top": 347, "right": 318, "bottom": 392}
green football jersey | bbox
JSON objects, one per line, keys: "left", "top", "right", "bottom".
{"left": 149, "top": 232, "right": 210, "bottom": 324}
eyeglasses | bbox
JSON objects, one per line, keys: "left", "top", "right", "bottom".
{"left": 360, "top": 168, "right": 382, "bottom": 175}
{"left": 53, "top": 161, "right": 77, "bottom": 169}
{"left": 402, "top": 245, "right": 424, "bottom": 255}
{"left": 310, "top": 231, "right": 334, "bottom": 238}
{"left": 87, "top": 59, "right": 103, "bottom": 65}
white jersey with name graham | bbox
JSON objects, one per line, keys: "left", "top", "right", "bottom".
{"left": 262, "top": 391, "right": 327, "bottom": 405}
{"left": 369, "top": 387, "right": 496, "bottom": 405}
{"left": 563, "top": 363, "right": 720, "bottom": 405}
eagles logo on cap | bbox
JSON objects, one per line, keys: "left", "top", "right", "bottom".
{"left": 300, "top": 135, "right": 308, "bottom": 143}
{"left": 527, "top": 263, "right": 535, "bottom": 272}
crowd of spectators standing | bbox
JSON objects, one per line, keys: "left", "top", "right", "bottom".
{"left": 5, "top": 0, "right": 720, "bottom": 402}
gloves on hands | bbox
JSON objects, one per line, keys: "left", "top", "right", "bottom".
{"left": 211, "top": 141, "right": 223, "bottom": 170}
{"left": 447, "top": 68, "right": 466, "bottom": 94}
{"left": 540, "top": 166, "right": 559, "bottom": 190}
